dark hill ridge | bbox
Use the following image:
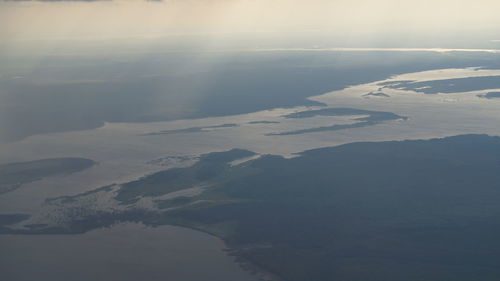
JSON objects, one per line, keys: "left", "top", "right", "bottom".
{"left": 20, "top": 135, "right": 500, "bottom": 281}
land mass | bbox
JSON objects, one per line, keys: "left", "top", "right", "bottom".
{"left": 7, "top": 135, "right": 500, "bottom": 281}
{"left": 362, "top": 92, "right": 390, "bottom": 98}
{"left": 0, "top": 158, "right": 96, "bottom": 195}
{"left": 381, "top": 75, "right": 500, "bottom": 94}
{"left": 268, "top": 108, "right": 406, "bottom": 135}
{"left": 3, "top": 51, "right": 499, "bottom": 142}
{"left": 145, "top": 124, "right": 239, "bottom": 136}
{"left": 478, "top": 91, "right": 500, "bottom": 99}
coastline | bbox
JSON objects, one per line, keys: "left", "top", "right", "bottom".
{"left": 151, "top": 221, "right": 284, "bottom": 281}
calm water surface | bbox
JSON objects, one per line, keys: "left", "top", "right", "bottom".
{"left": 0, "top": 223, "right": 260, "bottom": 281}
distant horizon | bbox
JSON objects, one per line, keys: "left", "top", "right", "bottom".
{"left": 2, "top": 0, "right": 500, "bottom": 50}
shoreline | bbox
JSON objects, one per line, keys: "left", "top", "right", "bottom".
{"left": 0, "top": 219, "right": 284, "bottom": 281}
{"left": 148, "top": 221, "right": 285, "bottom": 281}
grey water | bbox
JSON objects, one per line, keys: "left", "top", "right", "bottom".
{"left": 0, "top": 223, "right": 260, "bottom": 281}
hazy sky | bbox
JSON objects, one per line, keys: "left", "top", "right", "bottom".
{"left": 1, "top": 0, "right": 500, "bottom": 51}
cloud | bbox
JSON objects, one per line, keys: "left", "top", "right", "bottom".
{"left": 1, "top": 0, "right": 500, "bottom": 44}
{"left": 2, "top": 0, "right": 157, "bottom": 1}
{"left": 3, "top": 0, "right": 107, "bottom": 2}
